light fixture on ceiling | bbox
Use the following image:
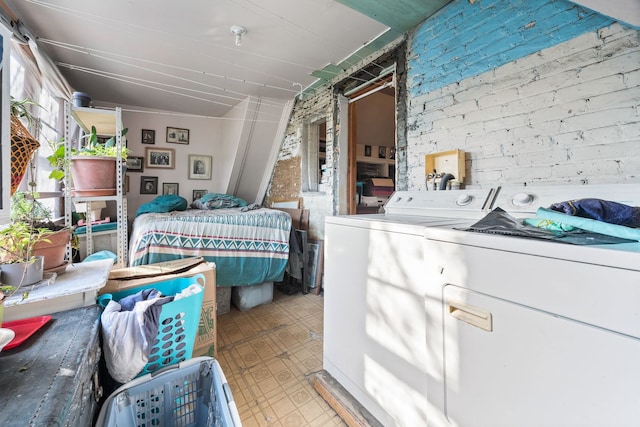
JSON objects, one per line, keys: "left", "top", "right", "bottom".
{"left": 230, "top": 25, "right": 247, "bottom": 47}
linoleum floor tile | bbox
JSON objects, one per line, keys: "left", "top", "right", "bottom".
{"left": 217, "top": 289, "right": 346, "bottom": 427}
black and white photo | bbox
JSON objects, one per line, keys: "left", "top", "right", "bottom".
{"left": 166, "top": 127, "right": 189, "bottom": 144}
{"left": 145, "top": 147, "right": 175, "bottom": 169}
{"left": 125, "top": 156, "right": 143, "bottom": 172}
{"left": 188, "top": 154, "right": 212, "bottom": 180}
{"left": 140, "top": 176, "right": 158, "bottom": 194}
{"left": 193, "top": 189, "right": 207, "bottom": 201}
{"left": 163, "top": 182, "right": 179, "bottom": 195}
{"left": 141, "top": 129, "right": 155, "bottom": 144}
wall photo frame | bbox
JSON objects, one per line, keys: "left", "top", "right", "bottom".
{"left": 140, "top": 176, "right": 158, "bottom": 194}
{"left": 163, "top": 182, "right": 179, "bottom": 195}
{"left": 166, "top": 127, "right": 189, "bottom": 144}
{"left": 125, "top": 156, "right": 144, "bottom": 172}
{"left": 145, "top": 147, "right": 175, "bottom": 169}
{"left": 193, "top": 189, "right": 207, "bottom": 201}
{"left": 141, "top": 129, "right": 155, "bottom": 144}
{"left": 188, "top": 154, "right": 212, "bottom": 180}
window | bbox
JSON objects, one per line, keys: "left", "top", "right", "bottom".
{"left": 10, "top": 39, "right": 65, "bottom": 218}
{"left": 302, "top": 119, "right": 327, "bottom": 192}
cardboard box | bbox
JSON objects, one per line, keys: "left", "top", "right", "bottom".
{"left": 102, "top": 257, "right": 217, "bottom": 358}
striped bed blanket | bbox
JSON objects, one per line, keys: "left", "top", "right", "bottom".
{"left": 128, "top": 208, "right": 291, "bottom": 286}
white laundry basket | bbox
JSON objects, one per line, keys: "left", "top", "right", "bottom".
{"left": 95, "top": 356, "right": 241, "bottom": 427}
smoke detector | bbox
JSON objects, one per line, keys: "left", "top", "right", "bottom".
{"left": 230, "top": 25, "right": 247, "bottom": 46}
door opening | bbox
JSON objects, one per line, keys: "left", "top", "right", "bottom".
{"left": 347, "top": 74, "right": 396, "bottom": 215}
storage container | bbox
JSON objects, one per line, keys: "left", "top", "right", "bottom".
{"left": 98, "top": 274, "right": 205, "bottom": 376}
{"left": 76, "top": 227, "right": 118, "bottom": 260}
{"left": 95, "top": 356, "right": 242, "bottom": 427}
{"left": 231, "top": 281, "right": 273, "bottom": 312}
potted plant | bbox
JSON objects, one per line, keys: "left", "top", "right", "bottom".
{"left": 0, "top": 222, "right": 47, "bottom": 288}
{"left": 48, "top": 126, "right": 129, "bottom": 196}
{"left": 9, "top": 192, "right": 75, "bottom": 272}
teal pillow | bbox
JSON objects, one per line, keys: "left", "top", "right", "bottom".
{"left": 197, "top": 193, "right": 248, "bottom": 209}
{"left": 136, "top": 195, "right": 188, "bottom": 217}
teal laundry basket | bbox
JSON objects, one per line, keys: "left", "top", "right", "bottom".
{"left": 98, "top": 273, "right": 206, "bottom": 377}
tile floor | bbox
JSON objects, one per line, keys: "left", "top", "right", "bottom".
{"left": 216, "top": 288, "right": 346, "bottom": 427}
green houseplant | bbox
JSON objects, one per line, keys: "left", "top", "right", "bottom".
{"left": 0, "top": 221, "right": 47, "bottom": 288}
{"left": 9, "top": 192, "right": 74, "bottom": 271}
{"left": 48, "top": 126, "right": 129, "bottom": 196}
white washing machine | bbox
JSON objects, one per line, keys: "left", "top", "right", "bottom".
{"left": 323, "top": 188, "right": 495, "bottom": 427}
{"left": 423, "top": 183, "right": 640, "bottom": 427}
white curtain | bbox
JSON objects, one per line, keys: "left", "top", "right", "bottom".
{"left": 27, "top": 37, "right": 73, "bottom": 101}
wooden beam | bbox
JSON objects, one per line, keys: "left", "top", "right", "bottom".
{"left": 310, "top": 370, "right": 383, "bottom": 427}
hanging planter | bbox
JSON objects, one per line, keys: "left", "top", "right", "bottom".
{"left": 10, "top": 115, "right": 40, "bottom": 196}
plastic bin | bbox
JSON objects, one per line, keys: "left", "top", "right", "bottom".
{"left": 98, "top": 274, "right": 206, "bottom": 376}
{"left": 95, "top": 356, "right": 242, "bottom": 427}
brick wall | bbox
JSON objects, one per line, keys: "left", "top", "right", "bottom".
{"left": 267, "top": 0, "right": 640, "bottom": 238}
{"left": 265, "top": 89, "right": 334, "bottom": 239}
{"left": 406, "top": 0, "right": 639, "bottom": 188}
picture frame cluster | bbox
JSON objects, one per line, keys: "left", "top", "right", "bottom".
{"left": 128, "top": 127, "right": 214, "bottom": 198}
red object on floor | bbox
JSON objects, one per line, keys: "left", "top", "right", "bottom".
{"left": 2, "top": 315, "right": 52, "bottom": 350}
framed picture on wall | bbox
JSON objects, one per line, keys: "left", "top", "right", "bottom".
{"left": 166, "top": 127, "right": 189, "bottom": 144}
{"left": 193, "top": 189, "right": 207, "bottom": 201}
{"left": 141, "top": 129, "right": 155, "bottom": 144}
{"left": 163, "top": 182, "right": 179, "bottom": 195}
{"left": 125, "top": 156, "right": 144, "bottom": 172}
{"left": 145, "top": 147, "right": 175, "bottom": 169}
{"left": 140, "top": 176, "right": 158, "bottom": 194}
{"left": 188, "top": 154, "right": 212, "bottom": 180}
{"left": 364, "top": 145, "right": 372, "bottom": 157}
{"left": 378, "top": 146, "right": 386, "bottom": 159}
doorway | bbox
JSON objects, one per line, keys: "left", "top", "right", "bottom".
{"left": 347, "top": 75, "right": 397, "bottom": 214}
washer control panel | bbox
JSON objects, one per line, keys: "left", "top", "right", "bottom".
{"left": 384, "top": 189, "right": 494, "bottom": 218}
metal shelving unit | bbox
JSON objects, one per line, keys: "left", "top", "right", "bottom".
{"left": 64, "top": 103, "right": 127, "bottom": 267}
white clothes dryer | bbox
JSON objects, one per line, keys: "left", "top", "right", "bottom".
{"left": 423, "top": 183, "right": 640, "bottom": 427}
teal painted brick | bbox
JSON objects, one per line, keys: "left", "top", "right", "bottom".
{"left": 408, "top": 0, "right": 614, "bottom": 97}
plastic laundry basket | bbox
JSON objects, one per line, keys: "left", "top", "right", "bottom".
{"left": 95, "top": 356, "right": 242, "bottom": 427}
{"left": 98, "top": 273, "right": 206, "bottom": 377}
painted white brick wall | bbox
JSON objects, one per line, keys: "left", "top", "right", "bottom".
{"left": 406, "top": 23, "right": 640, "bottom": 189}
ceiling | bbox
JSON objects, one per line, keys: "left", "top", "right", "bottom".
{"left": 1, "top": 0, "right": 450, "bottom": 118}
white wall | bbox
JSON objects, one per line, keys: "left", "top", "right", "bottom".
{"left": 219, "top": 98, "right": 248, "bottom": 194}
{"left": 121, "top": 109, "right": 221, "bottom": 220}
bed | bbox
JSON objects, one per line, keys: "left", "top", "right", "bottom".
{"left": 128, "top": 207, "right": 292, "bottom": 287}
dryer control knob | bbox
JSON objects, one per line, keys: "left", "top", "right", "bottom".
{"left": 512, "top": 192, "right": 534, "bottom": 207}
{"left": 456, "top": 194, "right": 473, "bottom": 206}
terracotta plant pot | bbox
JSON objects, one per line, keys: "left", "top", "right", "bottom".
{"left": 70, "top": 156, "right": 117, "bottom": 196}
{"left": 33, "top": 229, "right": 71, "bottom": 271}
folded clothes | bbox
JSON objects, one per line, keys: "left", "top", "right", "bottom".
{"left": 537, "top": 208, "right": 640, "bottom": 242}
{"left": 549, "top": 198, "right": 640, "bottom": 227}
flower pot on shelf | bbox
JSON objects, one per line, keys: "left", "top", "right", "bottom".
{"left": 70, "top": 156, "right": 117, "bottom": 197}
